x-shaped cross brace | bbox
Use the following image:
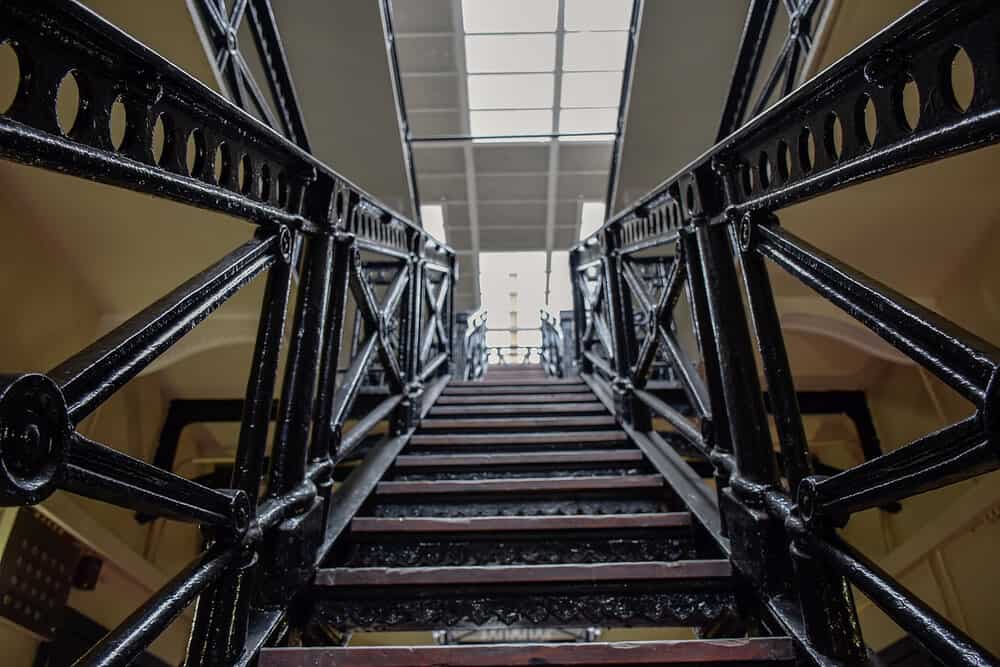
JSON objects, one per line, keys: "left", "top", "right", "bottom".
{"left": 620, "top": 255, "right": 710, "bottom": 419}
{"left": 576, "top": 268, "right": 615, "bottom": 362}
{"left": 348, "top": 249, "right": 407, "bottom": 393}
{"left": 419, "top": 271, "right": 451, "bottom": 366}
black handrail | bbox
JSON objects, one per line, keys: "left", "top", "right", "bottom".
{"left": 0, "top": 2, "right": 455, "bottom": 666}
{"left": 570, "top": 1, "right": 1000, "bottom": 664}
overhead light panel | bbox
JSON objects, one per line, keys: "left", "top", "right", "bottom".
{"left": 465, "top": 34, "right": 556, "bottom": 73}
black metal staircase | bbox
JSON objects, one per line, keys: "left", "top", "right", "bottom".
{"left": 259, "top": 367, "right": 795, "bottom": 666}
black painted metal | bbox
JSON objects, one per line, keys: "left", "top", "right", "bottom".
{"left": 568, "top": 1, "right": 1000, "bottom": 664}
{"left": 0, "top": 1, "right": 454, "bottom": 665}
{"left": 540, "top": 310, "right": 564, "bottom": 378}
{"left": 3, "top": 0, "right": 1000, "bottom": 664}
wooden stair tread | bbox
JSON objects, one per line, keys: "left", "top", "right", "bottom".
{"left": 395, "top": 450, "right": 643, "bottom": 468}
{"left": 443, "top": 384, "right": 588, "bottom": 395}
{"left": 351, "top": 512, "right": 692, "bottom": 533}
{"left": 375, "top": 475, "right": 664, "bottom": 496}
{"left": 429, "top": 402, "right": 603, "bottom": 415}
{"left": 258, "top": 638, "right": 797, "bottom": 666}
{"left": 409, "top": 431, "right": 628, "bottom": 445}
{"left": 449, "top": 379, "right": 585, "bottom": 387}
{"left": 315, "top": 560, "right": 732, "bottom": 587}
{"left": 420, "top": 415, "right": 617, "bottom": 430}
{"left": 436, "top": 392, "right": 596, "bottom": 405}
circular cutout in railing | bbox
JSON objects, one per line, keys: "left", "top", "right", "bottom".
{"left": 56, "top": 71, "right": 82, "bottom": 137}
{"left": 0, "top": 41, "right": 20, "bottom": 115}
{"left": 946, "top": 46, "right": 974, "bottom": 113}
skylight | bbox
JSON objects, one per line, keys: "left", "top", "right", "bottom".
{"left": 563, "top": 0, "right": 633, "bottom": 31}
{"left": 561, "top": 72, "right": 623, "bottom": 108}
{"left": 470, "top": 109, "right": 552, "bottom": 138}
{"left": 462, "top": 0, "right": 558, "bottom": 34}
{"left": 465, "top": 34, "right": 556, "bottom": 73}
{"left": 459, "top": 0, "right": 633, "bottom": 143}
{"left": 420, "top": 204, "right": 446, "bottom": 242}
{"left": 559, "top": 108, "right": 617, "bottom": 140}
{"left": 467, "top": 74, "right": 554, "bottom": 109}
{"left": 562, "top": 32, "right": 628, "bottom": 71}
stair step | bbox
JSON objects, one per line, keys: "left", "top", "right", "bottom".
{"left": 408, "top": 430, "right": 628, "bottom": 449}
{"left": 342, "top": 513, "right": 700, "bottom": 567}
{"left": 375, "top": 475, "right": 664, "bottom": 496}
{"left": 429, "top": 402, "right": 603, "bottom": 416}
{"left": 395, "top": 450, "right": 643, "bottom": 468}
{"left": 315, "top": 560, "right": 731, "bottom": 587}
{"left": 419, "top": 415, "right": 617, "bottom": 430}
{"left": 351, "top": 512, "right": 692, "bottom": 534}
{"left": 443, "top": 384, "right": 587, "bottom": 395}
{"left": 449, "top": 379, "right": 584, "bottom": 387}
{"left": 259, "top": 638, "right": 797, "bottom": 666}
{"left": 436, "top": 392, "right": 596, "bottom": 405}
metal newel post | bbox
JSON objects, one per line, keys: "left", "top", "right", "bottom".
{"left": 734, "top": 210, "right": 865, "bottom": 660}
{"left": 396, "top": 230, "right": 425, "bottom": 432}
{"left": 569, "top": 249, "right": 592, "bottom": 375}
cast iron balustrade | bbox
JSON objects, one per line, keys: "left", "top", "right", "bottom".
{"left": 462, "top": 310, "right": 488, "bottom": 380}
{"left": 570, "top": 1, "right": 1000, "bottom": 665}
{"left": 0, "top": 1, "right": 454, "bottom": 665}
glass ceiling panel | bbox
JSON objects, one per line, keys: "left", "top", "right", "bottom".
{"left": 561, "top": 71, "right": 623, "bottom": 108}
{"left": 562, "top": 32, "right": 628, "bottom": 71}
{"left": 463, "top": 0, "right": 558, "bottom": 33}
{"left": 564, "top": 0, "right": 633, "bottom": 31}
{"left": 470, "top": 109, "right": 552, "bottom": 139}
{"left": 468, "top": 73, "right": 554, "bottom": 109}
{"left": 466, "top": 34, "right": 557, "bottom": 73}
{"left": 559, "top": 107, "right": 617, "bottom": 138}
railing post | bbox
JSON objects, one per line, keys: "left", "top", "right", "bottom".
{"left": 185, "top": 226, "right": 295, "bottom": 667}
{"left": 569, "top": 249, "right": 592, "bottom": 375}
{"left": 734, "top": 210, "right": 866, "bottom": 660}
{"left": 693, "top": 212, "right": 786, "bottom": 596}
{"left": 559, "top": 310, "right": 576, "bottom": 377}
{"left": 602, "top": 223, "right": 649, "bottom": 430}
{"left": 396, "top": 230, "right": 425, "bottom": 432}
{"left": 679, "top": 226, "right": 733, "bottom": 533}
{"left": 452, "top": 311, "right": 470, "bottom": 381}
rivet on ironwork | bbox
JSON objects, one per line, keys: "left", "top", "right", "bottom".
{"left": 278, "top": 226, "right": 293, "bottom": 263}
{"left": 796, "top": 475, "right": 822, "bottom": 523}
{"left": 0, "top": 374, "right": 70, "bottom": 506}
{"left": 739, "top": 214, "right": 755, "bottom": 253}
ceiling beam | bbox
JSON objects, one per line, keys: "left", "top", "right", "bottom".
{"left": 543, "top": 0, "right": 566, "bottom": 307}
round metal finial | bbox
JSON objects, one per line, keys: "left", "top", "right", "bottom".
{"left": 0, "top": 374, "right": 70, "bottom": 505}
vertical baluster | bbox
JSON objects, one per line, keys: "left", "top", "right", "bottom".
{"left": 693, "top": 215, "right": 786, "bottom": 596}
{"left": 569, "top": 249, "right": 591, "bottom": 375}
{"left": 734, "top": 210, "right": 865, "bottom": 660}
{"left": 602, "top": 223, "right": 647, "bottom": 429}
{"left": 396, "top": 230, "right": 425, "bottom": 431}
{"left": 679, "top": 227, "right": 733, "bottom": 533}
{"left": 255, "top": 186, "right": 337, "bottom": 613}
{"left": 184, "top": 226, "right": 294, "bottom": 666}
